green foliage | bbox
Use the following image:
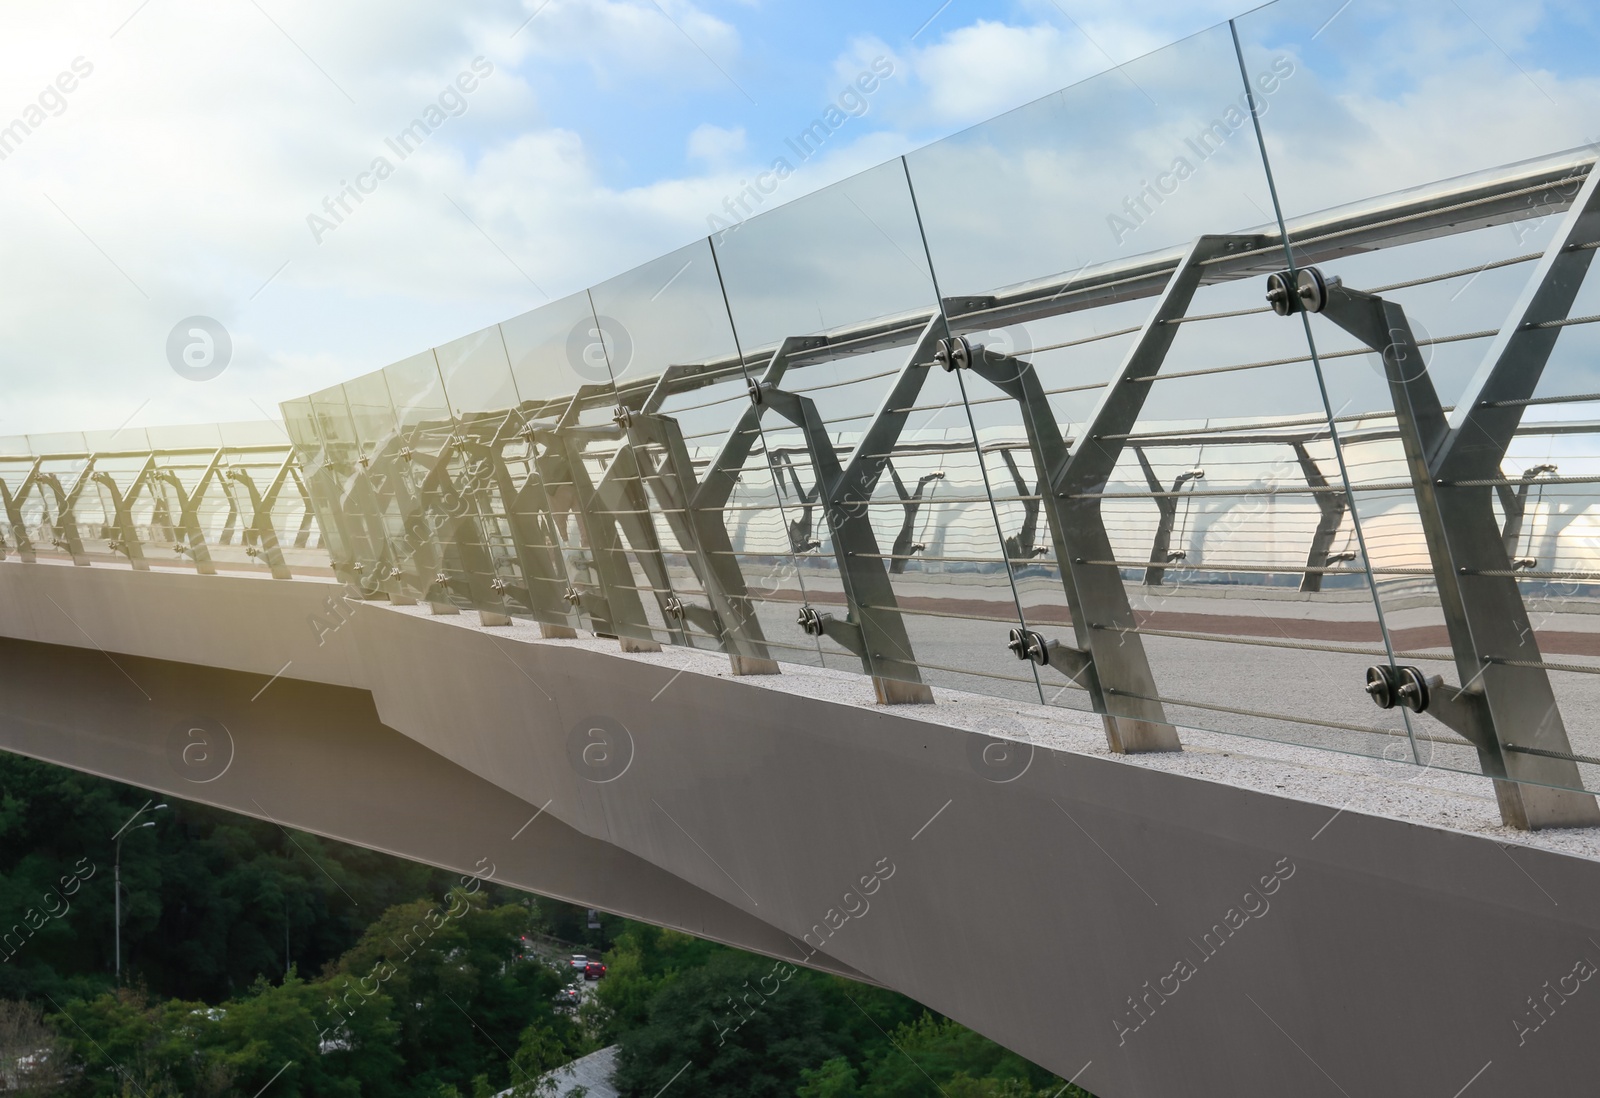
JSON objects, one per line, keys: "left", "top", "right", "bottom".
{"left": 589, "top": 924, "right": 725, "bottom": 1042}
{"left": 613, "top": 951, "right": 845, "bottom": 1098}
{"left": 852, "top": 1013, "right": 1055, "bottom": 1095}
{"left": 505, "top": 1023, "right": 568, "bottom": 1096}
{"left": 0, "top": 754, "right": 1092, "bottom": 1097}
{"left": 0, "top": 754, "right": 457, "bottom": 1004}
{"left": 47, "top": 892, "right": 574, "bottom": 1098}
{"left": 796, "top": 1013, "right": 1089, "bottom": 1098}
{"left": 797, "top": 1056, "right": 861, "bottom": 1097}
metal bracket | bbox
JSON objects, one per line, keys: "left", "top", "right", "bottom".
{"left": 1265, "top": 267, "right": 1339, "bottom": 316}
{"left": 798, "top": 606, "right": 867, "bottom": 659}
{"left": 1005, "top": 627, "right": 1092, "bottom": 682}
{"left": 1364, "top": 665, "right": 1492, "bottom": 752}
{"left": 933, "top": 335, "right": 974, "bottom": 372}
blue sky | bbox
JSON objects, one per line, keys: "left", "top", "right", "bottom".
{"left": 0, "top": 0, "right": 1595, "bottom": 438}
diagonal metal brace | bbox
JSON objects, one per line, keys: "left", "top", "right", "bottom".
{"left": 753, "top": 320, "right": 945, "bottom": 703}
{"left": 1310, "top": 166, "right": 1600, "bottom": 828}
{"left": 963, "top": 235, "right": 1258, "bottom": 749}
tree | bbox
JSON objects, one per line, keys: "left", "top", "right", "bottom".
{"left": 320, "top": 888, "right": 575, "bottom": 1096}
{"left": 798, "top": 1056, "right": 860, "bottom": 1098}
{"left": 506, "top": 1023, "right": 567, "bottom": 1097}
{"left": 589, "top": 925, "right": 744, "bottom": 1045}
{"left": 943, "top": 1076, "right": 1075, "bottom": 1097}
{"left": 614, "top": 952, "right": 845, "bottom": 1098}
{"left": 849, "top": 1014, "right": 1081, "bottom": 1098}
{"left": 46, "top": 989, "right": 217, "bottom": 1098}
{"left": 200, "top": 972, "right": 392, "bottom": 1097}
{"left": 0, "top": 754, "right": 460, "bottom": 1005}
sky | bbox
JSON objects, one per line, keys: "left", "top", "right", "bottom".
{"left": 0, "top": 0, "right": 1252, "bottom": 438}
{"left": 0, "top": 0, "right": 1595, "bottom": 440}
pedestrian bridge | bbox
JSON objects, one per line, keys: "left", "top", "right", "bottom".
{"left": 6, "top": 4, "right": 1600, "bottom": 1092}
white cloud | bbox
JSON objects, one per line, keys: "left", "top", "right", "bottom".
{"left": 911, "top": 20, "right": 1079, "bottom": 124}
{"left": 508, "top": 0, "right": 742, "bottom": 89}
{"left": 0, "top": 0, "right": 751, "bottom": 436}
{"left": 686, "top": 122, "right": 746, "bottom": 163}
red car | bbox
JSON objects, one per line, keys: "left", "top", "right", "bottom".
{"left": 583, "top": 959, "right": 607, "bottom": 981}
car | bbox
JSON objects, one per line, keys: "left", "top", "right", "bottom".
{"left": 583, "top": 959, "right": 607, "bottom": 980}
{"left": 553, "top": 986, "right": 580, "bottom": 1009}
{"left": 568, "top": 954, "right": 588, "bottom": 970}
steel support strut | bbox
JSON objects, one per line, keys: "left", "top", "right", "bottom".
{"left": 1046, "top": 238, "right": 1264, "bottom": 749}
{"left": 747, "top": 324, "right": 942, "bottom": 703}
{"left": 755, "top": 323, "right": 940, "bottom": 710}
{"left": 1303, "top": 168, "right": 1600, "bottom": 828}
{"left": 92, "top": 463, "right": 151, "bottom": 571}
{"left": 535, "top": 389, "right": 661, "bottom": 649}
{"left": 223, "top": 458, "right": 295, "bottom": 579}
{"left": 1132, "top": 446, "right": 1203, "bottom": 586}
{"left": 612, "top": 377, "right": 780, "bottom": 672}
{"left": 477, "top": 421, "right": 578, "bottom": 631}
{"left": 23, "top": 465, "right": 90, "bottom": 565}
{"left": 1291, "top": 441, "right": 1349, "bottom": 593}
{"left": 1496, "top": 466, "right": 1557, "bottom": 562}
{"left": 964, "top": 235, "right": 1257, "bottom": 748}
{"left": 0, "top": 474, "right": 34, "bottom": 561}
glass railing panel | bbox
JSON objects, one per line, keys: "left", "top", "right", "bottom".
{"left": 382, "top": 351, "right": 477, "bottom": 609}
{"left": 502, "top": 292, "right": 636, "bottom": 636}
{"left": 26, "top": 432, "right": 87, "bottom": 456}
{"left": 713, "top": 157, "right": 1033, "bottom": 701}
{"left": 279, "top": 398, "right": 320, "bottom": 466}
{"left": 341, "top": 370, "right": 425, "bottom": 596}
{"left": 436, "top": 323, "right": 521, "bottom": 419}
{"left": 1235, "top": 0, "right": 1600, "bottom": 226}
{"left": 83, "top": 427, "right": 151, "bottom": 454}
{"left": 280, "top": 397, "right": 342, "bottom": 561}
{"left": 305, "top": 383, "right": 378, "bottom": 585}
{"left": 1237, "top": 0, "right": 1600, "bottom": 788}
{"left": 906, "top": 17, "right": 1390, "bottom": 747}
{"left": 434, "top": 326, "right": 531, "bottom": 620}
{"left": 146, "top": 424, "right": 224, "bottom": 452}
{"left": 907, "top": 20, "right": 1280, "bottom": 300}
{"left": 589, "top": 238, "right": 808, "bottom": 661}
{"left": 502, "top": 292, "right": 607, "bottom": 405}
{"left": 218, "top": 421, "right": 287, "bottom": 449}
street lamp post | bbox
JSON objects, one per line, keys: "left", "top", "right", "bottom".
{"left": 112, "top": 801, "right": 168, "bottom": 985}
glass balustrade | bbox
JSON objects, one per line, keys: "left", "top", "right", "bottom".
{"left": 5, "top": 0, "right": 1600, "bottom": 819}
